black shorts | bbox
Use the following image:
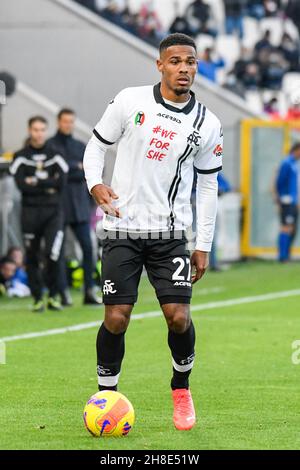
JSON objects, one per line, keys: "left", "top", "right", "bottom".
{"left": 280, "top": 204, "right": 298, "bottom": 226}
{"left": 101, "top": 231, "right": 192, "bottom": 305}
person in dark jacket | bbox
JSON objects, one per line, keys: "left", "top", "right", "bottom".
{"left": 224, "top": 0, "right": 247, "bottom": 38}
{"left": 48, "top": 109, "right": 101, "bottom": 306}
{"left": 10, "top": 116, "right": 68, "bottom": 312}
{"left": 286, "top": 0, "right": 300, "bottom": 34}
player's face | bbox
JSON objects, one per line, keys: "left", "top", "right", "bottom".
{"left": 157, "top": 45, "right": 198, "bottom": 96}
{"left": 58, "top": 113, "right": 75, "bottom": 135}
{"left": 29, "top": 122, "right": 47, "bottom": 148}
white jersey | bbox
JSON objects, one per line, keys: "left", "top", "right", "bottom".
{"left": 85, "top": 83, "right": 223, "bottom": 234}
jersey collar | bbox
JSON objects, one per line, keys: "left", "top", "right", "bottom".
{"left": 153, "top": 83, "right": 196, "bottom": 115}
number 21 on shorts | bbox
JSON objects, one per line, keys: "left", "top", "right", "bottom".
{"left": 172, "top": 257, "right": 191, "bottom": 282}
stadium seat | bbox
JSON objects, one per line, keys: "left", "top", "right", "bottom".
{"left": 282, "top": 72, "right": 300, "bottom": 103}
{"left": 215, "top": 34, "right": 240, "bottom": 71}
{"left": 242, "top": 16, "right": 260, "bottom": 49}
{"left": 195, "top": 33, "right": 215, "bottom": 53}
{"left": 284, "top": 18, "right": 300, "bottom": 42}
{"left": 259, "top": 17, "right": 285, "bottom": 46}
{"left": 205, "top": 0, "right": 225, "bottom": 33}
{"left": 245, "top": 90, "right": 263, "bottom": 114}
{"left": 276, "top": 91, "right": 288, "bottom": 116}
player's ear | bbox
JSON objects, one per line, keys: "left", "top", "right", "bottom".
{"left": 156, "top": 58, "right": 163, "bottom": 73}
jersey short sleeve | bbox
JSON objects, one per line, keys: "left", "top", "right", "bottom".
{"left": 93, "top": 89, "right": 127, "bottom": 146}
{"left": 194, "top": 115, "right": 223, "bottom": 174}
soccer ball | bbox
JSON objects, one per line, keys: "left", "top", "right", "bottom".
{"left": 83, "top": 390, "right": 135, "bottom": 437}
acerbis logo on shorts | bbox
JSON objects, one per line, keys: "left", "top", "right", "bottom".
{"left": 103, "top": 280, "right": 117, "bottom": 295}
{"left": 174, "top": 281, "right": 191, "bottom": 287}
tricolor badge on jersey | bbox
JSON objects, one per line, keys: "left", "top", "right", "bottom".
{"left": 134, "top": 111, "right": 145, "bottom": 126}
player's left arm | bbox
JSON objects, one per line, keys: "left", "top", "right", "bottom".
{"left": 191, "top": 116, "right": 223, "bottom": 283}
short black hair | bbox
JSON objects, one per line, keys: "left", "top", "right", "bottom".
{"left": 0, "top": 256, "right": 16, "bottom": 266}
{"left": 28, "top": 116, "right": 48, "bottom": 127}
{"left": 57, "top": 108, "right": 75, "bottom": 120}
{"left": 159, "top": 33, "right": 197, "bottom": 55}
{"left": 290, "top": 142, "right": 300, "bottom": 153}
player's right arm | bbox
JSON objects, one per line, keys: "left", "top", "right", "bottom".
{"left": 83, "top": 90, "right": 126, "bottom": 218}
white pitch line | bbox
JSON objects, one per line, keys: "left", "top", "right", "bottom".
{"left": 1, "top": 288, "right": 300, "bottom": 343}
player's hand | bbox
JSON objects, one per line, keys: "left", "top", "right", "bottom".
{"left": 190, "top": 250, "right": 209, "bottom": 284}
{"left": 91, "top": 184, "right": 121, "bottom": 218}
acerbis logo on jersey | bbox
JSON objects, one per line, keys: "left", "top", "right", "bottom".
{"left": 134, "top": 111, "right": 145, "bottom": 126}
{"left": 157, "top": 113, "right": 181, "bottom": 124}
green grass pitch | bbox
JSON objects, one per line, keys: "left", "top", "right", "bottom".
{"left": 1, "top": 261, "right": 300, "bottom": 450}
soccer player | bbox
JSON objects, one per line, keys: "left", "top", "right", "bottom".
{"left": 83, "top": 33, "right": 223, "bottom": 430}
{"left": 48, "top": 108, "right": 101, "bottom": 306}
{"left": 10, "top": 116, "right": 68, "bottom": 312}
{"left": 275, "top": 142, "right": 300, "bottom": 262}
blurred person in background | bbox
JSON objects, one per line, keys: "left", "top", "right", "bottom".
{"left": 277, "top": 33, "right": 300, "bottom": 72}
{"left": 263, "top": 0, "right": 281, "bottom": 16}
{"left": 286, "top": 0, "right": 300, "bottom": 36}
{"left": 197, "top": 47, "right": 225, "bottom": 83}
{"left": 48, "top": 109, "right": 101, "bottom": 306}
{"left": 6, "top": 246, "right": 30, "bottom": 298}
{"left": 210, "top": 172, "right": 231, "bottom": 271}
{"left": 10, "top": 116, "right": 68, "bottom": 312}
{"left": 169, "top": 14, "right": 194, "bottom": 37}
{"left": 263, "top": 97, "right": 281, "bottom": 119}
{"left": 254, "top": 30, "right": 273, "bottom": 54}
{"left": 185, "top": 0, "right": 217, "bottom": 37}
{"left": 247, "top": 0, "right": 266, "bottom": 20}
{"left": 0, "top": 257, "right": 16, "bottom": 297}
{"left": 231, "top": 47, "right": 261, "bottom": 90}
{"left": 258, "top": 48, "right": 288, "bottom": 90}
{"left": 275, "top": 142, "right": 300, "bottom": 262}
{"left": 285, "top": 101, "right": 300, "bottom": 120}
{"left": 138, "top": 0, "right": 165, "bottom": 45}
{"left": 224, "top": 0, "right": 247, "bottom": 39}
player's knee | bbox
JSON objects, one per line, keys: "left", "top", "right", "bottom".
{"left": 164, "top": 305, "right": 190, "bottom": 334}
{"left": 104, "top": 305, "right": 133, "bottom": 334}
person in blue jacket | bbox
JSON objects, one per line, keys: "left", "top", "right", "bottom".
{"left": 275, "top": 142, "right": 300, "bottom": 262}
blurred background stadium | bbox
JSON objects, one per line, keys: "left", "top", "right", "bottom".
{"left": 1, "top": 0, "right": 300, "bottom": 272}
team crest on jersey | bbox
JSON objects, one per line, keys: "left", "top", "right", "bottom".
{"left": 134, "top": 111, "right": 145, "bottom": 126}
{"left": 187, "top": 130, "right": 201, "bottom": 147}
